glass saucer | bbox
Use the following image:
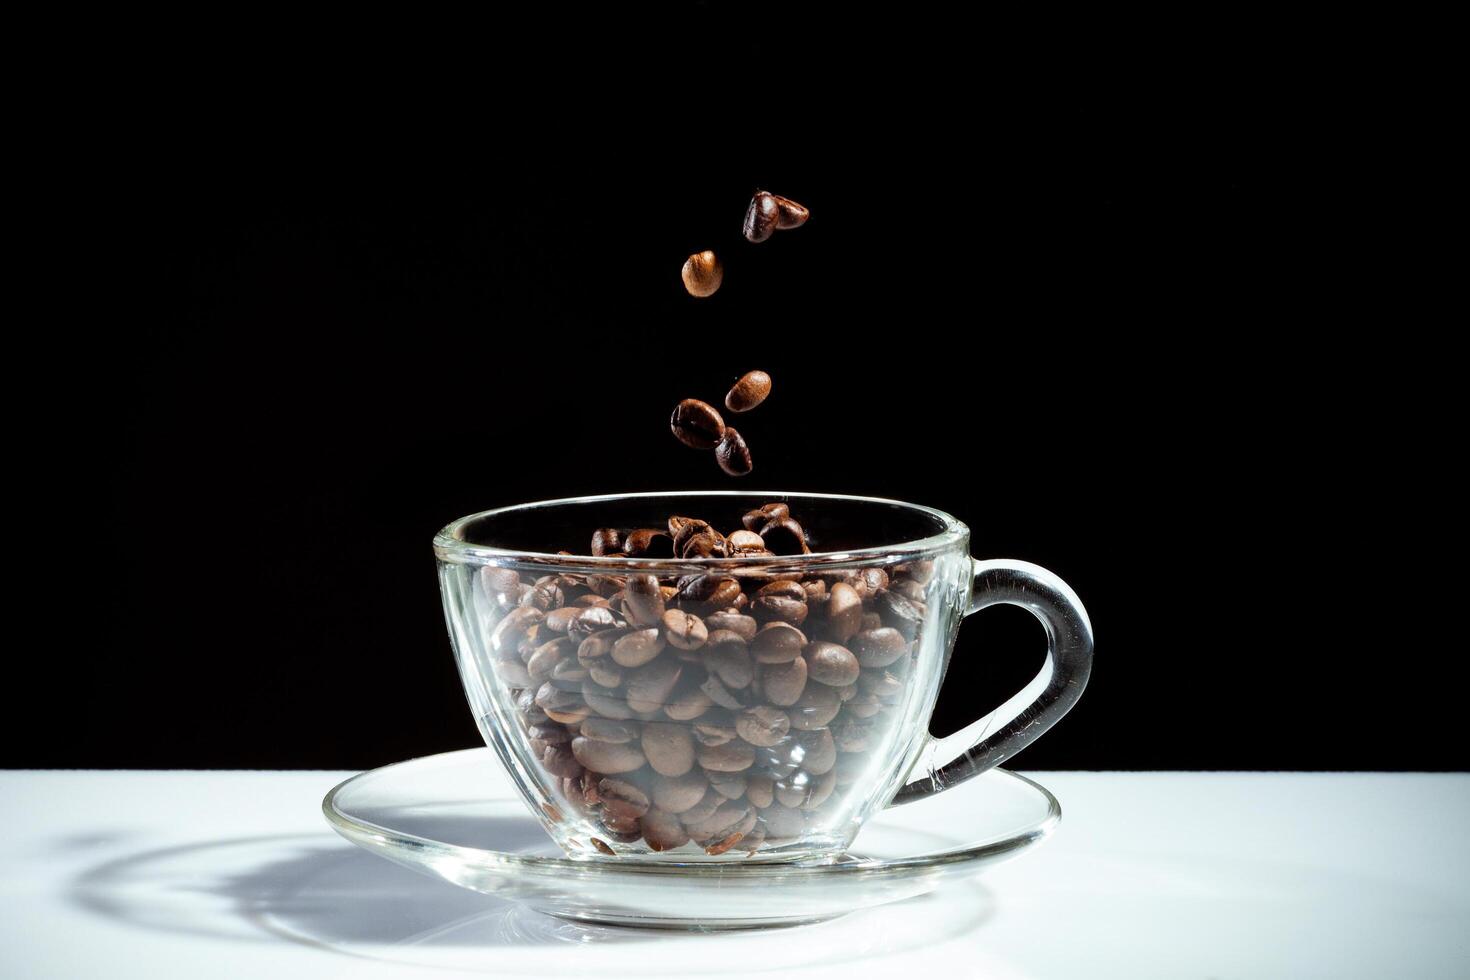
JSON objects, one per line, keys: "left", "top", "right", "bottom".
{"left": 324, "top": 748, "right": 1059, "bottom": 930}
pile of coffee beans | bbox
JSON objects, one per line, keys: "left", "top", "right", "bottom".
{"left": 480, "top": 502, "right": 934, "bottom": 857}
{"left": 680, "top": 191, "right": 808, "bottom": 298}
{"left": 671, "top": 371, "right": 772, "bottom": 477}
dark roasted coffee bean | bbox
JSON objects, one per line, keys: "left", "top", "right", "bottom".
{"left": 517, "top": 688, "right": 549, "bottom": 725}
{"left": 751, "top": 622, "right": 807, "bottom": 663}
{"left": 622, "top": 528, "right": 674, "bottom": 558}
{"left": 896, "top": 560, "right": 936, "bottom": 584}
{"left": 543, "top": 606, "right": 581, "bottom": 634}
{"left": 801, "top": 579, "right": 828, "bottom": 604}
{"left": 706, "top": 630, "right": 754, "bottom": 688}
{"left": 743, "top": 191, "right": 780, "bottom": 243}
{"left": 705, "top": 610, "right": 758, "bottom": 641}
{"left": 707, "top": 770, "right": 748, "bottom": 800}
{"left": 642, "top": 807, "right": 691, "bottom": 850}
{"left": 601, "top": 809, "right": 643, "bottom": 837}
{"left": 834, "top": 682, "right": 858, "bottom": 702}
{"left": 735, "top": 705, "right": 791, "bottom": 747}
{"left": 541, "top": 742, "right": 583, "bottom": 778}
{"left": 576, "top": 627, "right": 627, "bottom": 665}
{"left": 586, "top": 573, "right": 627, "bottom": 598}
{"left": 588, "top": 662, "right": 623, "bottom": 688}
{"left": 567, "top": 606, "right": 619, "bottom": 641}
{"left": 571, "top": 735, "right": 645, "bottom": 773}
{"left": 670, "top": 400, "right": 726, "bottom": 449}
{"left": 725, "top": 529, "right": 768, "bottom": 555}
{"left": 742, "top": 502, "right": 790, "bottom": 531}
{"left": 624, "top": 658, "right": 683, "bottom": 713}
{"left": 490, "top": 606, "right": 544, "bottom": 654}
{"left": 759, "top": 656, "right": 808, "bottom": 706}
{"left": 481, "top": 566, "right": 522, "bottom": 600}
{"left": 876, "top": 589, "right": 924, "bottom": 639}
{"left": 788, "top": 683, "right": 842, "bottom": 730}
{"left": 724, "top": 370, "right": 772, "bottom": 413}
{"left": 794, "top": 729, "right": 837, "bottom": 774}
{"left": 851, "top": 627, "right": 910, "bottom": 668}
{"left": 622, "top": 574, "right": 666, "bottom": 628}
{"left": 582, "top": 680, "right": 635, "bottom": 720}
{"left": 746, "top": 774, "right": 775, "bottom": 809}
{"left": 854, "top": 567, "right": 890, "bottom": 597}
{"left": 519, "top": 579, "right": 565, "bottom": 611}
{"left": 495, "top": 657, "right": 534, "bottom": 688}
{"left": 661, "top": 608, "right": 709, "bottom": 650}
{"left": 573, "top": 594, "right": 612, "bottom": 608}
{"left": 590, "top": 528, "right": 623, "bottom": 557}
{"left": 759, "top": 517, "right": 810, "bottom": 555}
{"left": 527, "top": 637, "right": 573, "bottom": 682}
{"left": 597, "top": 777, "right": 651, "bottom": 819}
{"left": 697, "top": 740, "right": 756, "bottom": 772}
{"left": 891, "top": 578, "right": 929, "bottom": 603}
{"left": 681, "top": 530, "right": 729, "bottom": 558}
{"left": 526, "top": 722, "right": 571, "bottom": 744}
{"left": 825, "top": 582, "right": 863, "bottom": 642}
{"left": 675, "top": 573, "right": 741, "bottom": 609}
{"left": 668, "top": 516, "right": 711, "bottom": 550}
{"left": 581, "top": 717, "right": 638, "bottom": 743}
{"left": 772, "top": 194, "right": 810, "bottom": 229}
{"left": 636, "top": 721, "right": 692, "bottom": 777}
{"left": 651, "top": 771, "right": 709, "bottom": 813}
{"left": 681, "top": 249, "right": 723, "bottom": 298}
{"left": 804, "top": 642, "right": 861, "bottom": 687}
{"left": 714, "top": 426, "right": 753, "bottom": 477}
{"left": 756, "top": 580, "right": 806, "bottom": 601}
{"left": 753, "top": 594, "right": 808, "bottom": 627}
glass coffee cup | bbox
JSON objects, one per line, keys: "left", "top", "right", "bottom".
{"left": 435, "top": 491, "right": 1093, "bottom": 863}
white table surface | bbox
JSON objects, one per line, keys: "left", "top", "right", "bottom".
{"left": 2, "top": 766, "right": 1466, "bottom": 979}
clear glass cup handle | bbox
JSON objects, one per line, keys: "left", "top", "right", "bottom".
{"left": 892, "top": 558, "right": 1094, "bottom": 805}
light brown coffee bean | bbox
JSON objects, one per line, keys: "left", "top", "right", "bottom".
{"left": 527, "top": 636, "right": 573, "bottom": 682}
{"left": 743, "top": 191, "right": 780, "bottom": 243}
{"left": 642, "top": 721, "right": 696, "bottom": 777}
{"left": 537, "top": 683, "right": 590, "bottom": 725}
{"left": 700, "top": 673, "right": 749, "bottom": 710}
{"left": 746, "top": 774, "right": 775, "bottom": 809}
{"left": 581, "top": 717, "right": 638, "bottom": 743}
{"left": 612, "top": 628, "right": 666, "bottom": 668}
{"left": 588, "top": 661, "right": 623, "bottom": 688}
{"left": 693, "top": 715, "right": 736, "bottom": 746}
{"left": 706, "top": 631, "right": 754, "bottom": 688}
{"left": 622, "top": 574, "right": 666, "bottom": 628}
{"left": 736, "top": 705, "right": 791, "bottom": 747}
{"left": 541, "top": 742, "right": 583, "bottom": 778}
{"left": 543, "top": 606, "right": 581, "bottom": 634}
{"left": 705, "top": 610, "right": 758, "bottom": 641}
{"left": 794, "top": 729, "right": 837, "bottom": 774}
{"left": 772, "top": 194, "right": 809, "bottom": 229}
{"left": 724, "top": 370, "right": 772, "bottom": 413}
{"left": 661, "top": 608, "right": 709, "bottom": 650}
{"left": 704, "top": 831, "right": 747, "bottom": 856}
{"left": 788, "top": 683, "right": 842, "bottom": 730}
{"left": 621, "top": 528, "right": 673, "bottom": 558}
{"left": 759, "top": 656, "right": 808, "bottom": 706}
{"left": 641, "top": 807, "right": 691, "bottom": 851}
{"left": 663, "top": 675, "right": 714, "bottom": 720}
{"left": 652, "top": 771, "right": 710, "bottom": 814}
{"left": 597, "top": 777, "right": 651, "bottom": 819}
{"left": 742, "top": 502, "right": 789, "bottom": 531}
{"left": 681, "top": 249, "right": 723, "bottom": 298}
{"left": 525, "top": 721, "right": 571, "bottom": 744}
{"left": 670, "top": 399, "right": 725, "bottom": 449}
{"left": 571, "top": 736, "right": 645, "bottom": 774}
{"left": 804, "top": 641, "right": 861, "bottom": 687}
{"left": 707, "top": 770, "right": 748, "bottom": 800}
{"left": 851, "top": 627, "right": 910, "bottom": 668}
{"left": 751, "top": 622, "right": 807, "bottom": 663}
{"left": 697, "top": 740, "right": 756, "bottom": 772}
{"left": 714, "top": 427, "right": 753, "bottom": 477}
{"left": 624, "top": 658, "right": 683, "bottom": 712}
{"left": 825, "top": 582, "right": 863, "bottom": 642}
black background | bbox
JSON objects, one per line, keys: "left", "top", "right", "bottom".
{"left": 28, "top": 67, "right": 1462, "bottom": 773}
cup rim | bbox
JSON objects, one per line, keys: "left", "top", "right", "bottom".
{"left": 433, "top": 490, "right": 968, "bottom": 572}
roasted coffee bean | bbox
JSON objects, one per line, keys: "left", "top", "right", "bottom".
{"left": 641, "top": 807, "right": 691, "bottom": 850}
{"left": 726, "top": 529, "right": 768, "bottom": 555}
{"left": 582, "top": 681, "right": 635, "bottom": 720}
{"left": 693, "top": 715, "right": 737, "bottom": 746}
{"left": 753, "top": 593, "right": 808, "bottom": 627}
{"left": 735, "top": 705, "right": 791, "bottom": 747}
{"left": 856, "top": 668, "right": 905, "bottom": 700}
{"left": 834, "top": 682, "right": 858, "bottom": 702}
{"left": 697, "top": 740, "right": 756, "bottom": 772}
{"left": 481, "top": 566, "right": 522, "bottom": 600}
{"left": 675, "top": 573, "right": 742, "bottom": 609}
{"left": 686, "top": 801, "right": 753, "bottom": 841}
{"left": 543, "top": 606, "right": 581, "bottom": 634}
{"left": 661, "top": 608, "right": 709, "bottom": 650}
{"left": 758, "top": 517, "right": 810, "bottom": 555}
{"left": 527, "top": 637, "right": 573, "bottom": 682}
{"left": 668, "top": 516, "right": 711, "bottom": 550}
{"left": 832, "top": 716, "right": 874, "bottom": 753}
{"left": 774, "top": 776, "right": 812, "bottom": 809}
{"left": 576, "top": 628, "right": 626, "bottom": 664}
{"left": 758, "top": 655, "right": 808, "bottom": 706}
{"left": 890, "top": 578, "right": 929, "bottom": 603}
{"left": 495, "top": 657, "right": 534, "bottom": 688}
{"left": 788, "top": 683, "right": 842, "bottom": 730}
{"left": 742, "top": 502, "right": 790, "bottom": 531}
{"left": 567, "top": 606, "right": 619, "bottom": 641}
{"left": 588, "top": 661, "right": 623, "bottom": 688}
{"left": 652, "top": 771, "right": 709, "bottom": 813}
{"left": 706, "top": 630, "right": 754, "bottom": 688}
{"left": 571, "top": 735, "right": 646, "bottom": 774}
{"left": 681, "top": 530, "right": 729, "bottom": 558}
{"left": 724, "top": 370, "right": 772, "bottom": 413}
{"left": 590, "top": 528, "right": 623, "bottom": 557}
{"left": 597, "top": 777, "right": 651, "bottom": 819}
{"left": 751, "top": 622, "right": 807, "bottom": 663}
{"left": 587, "top": 573, "right": 627, "bottom": 598}
{"left": 803, "top": 768, "right": 838, "bottom": 810}
{"left": 573, "top": 594, "right": 612, "bottom": 608}
{"left": 541, "top": 743, "right": 584, "bottom": 778}
{"left": 772, "top": 194, "right": 810, "bottom": 229}
{"left": 622, "top": 574, "right": 666, "bottom": 628}
{"left": 491, "top": 606, "right": 544, "bottom": 654}
{"left": 707, "top": 770, "right": 748, "bottom": 800}
{"left": 801, "top": 579, "right": 828, "bottom": 604}
{"left": 600, "top": 808, "right": 643, "bottom": 836}
{"left": 746, "top": 774, "right": 775, "bottom": 809}
{"left": 700, "top": 672, "right": 749, "bottom": 710}
{"left": 795, "top": 728, "right": 837, "bottom": 774}
{"left": 625, "top": 658, "right": 683, "bottom": 712}
{"left": 622, "top": 528, "right": 674, "bottom": 558}
{"left": 520, "top": 579, "right": 565, "bottom": 611}
{"left": 851, "top": 627, "right": 910, "bottom": 668}
{"left": 537, "top": 683, "right": 589, "bottom": 723}
{"left": 845, "top": 692, "right": 883, "bottom": 718}
{"left": 876, "top": 590, "right": 924, "bottom": 639}
{"left": 714, "top": 426, "right": 753, "bottom": 477}
{"left": 550, "top": 656, "right": 589, "bottom": 686}
{"left": 761, "top": 803, "right": 805, "bottom": 838}
{"left": 681, "top": 249, "right": 723, "bottom": 298}
{"left": 742, "top": 190, "right": 781, "bottom": 243}
{"left": 705, "top": 610, "right": 758, "bottom": 641}
{"left": 517, "top": 688, "right": 549, "bottom": 725}
{"left": 805, "top": 642, "right": 861, "bottom": 687}
{"left": 670, "top": 399, "right": 726, "bottom": 449}
{"left": 642, "top": 721, "right": 696, "bottom": 777}
{"left": 611, "top": 628, "right": 665, "bottom": 668}
{"left": 581, "top": 717, "right": 638, "bottom": 743}
{"left": 825, "top": 582, "right": 863, "bottom": 642}
{"left": 663, "top": 676, "right": 714, "bottom": 721}
{"left": 679, "top": 789, "right": 722, "bottom": 825}
{"left": 526, "top": 721, "right": 571, "bottom": 744}
{"left": 855, "top": 567, "right": 890, "bottom": 596}
{"left": 897, "top": 560, "right": 936, "bottom": 584}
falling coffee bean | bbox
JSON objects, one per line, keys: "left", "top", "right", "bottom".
{"left": 681, "top": 249, "right": 723, "bottom": 297}
{"left": 715, "top": 426, "right": 753, "bottom": 477}
{"left": 772, "top": 194, "right": 810, "bottom": 229}
{"left": 743, "top": 191, "right": 780, "bottom": 243}
{"left": 724, "top": 370, "right": 772, "bottom": 413}
{"left": 670, "top": 399, "right": 726, "bottom": 450}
